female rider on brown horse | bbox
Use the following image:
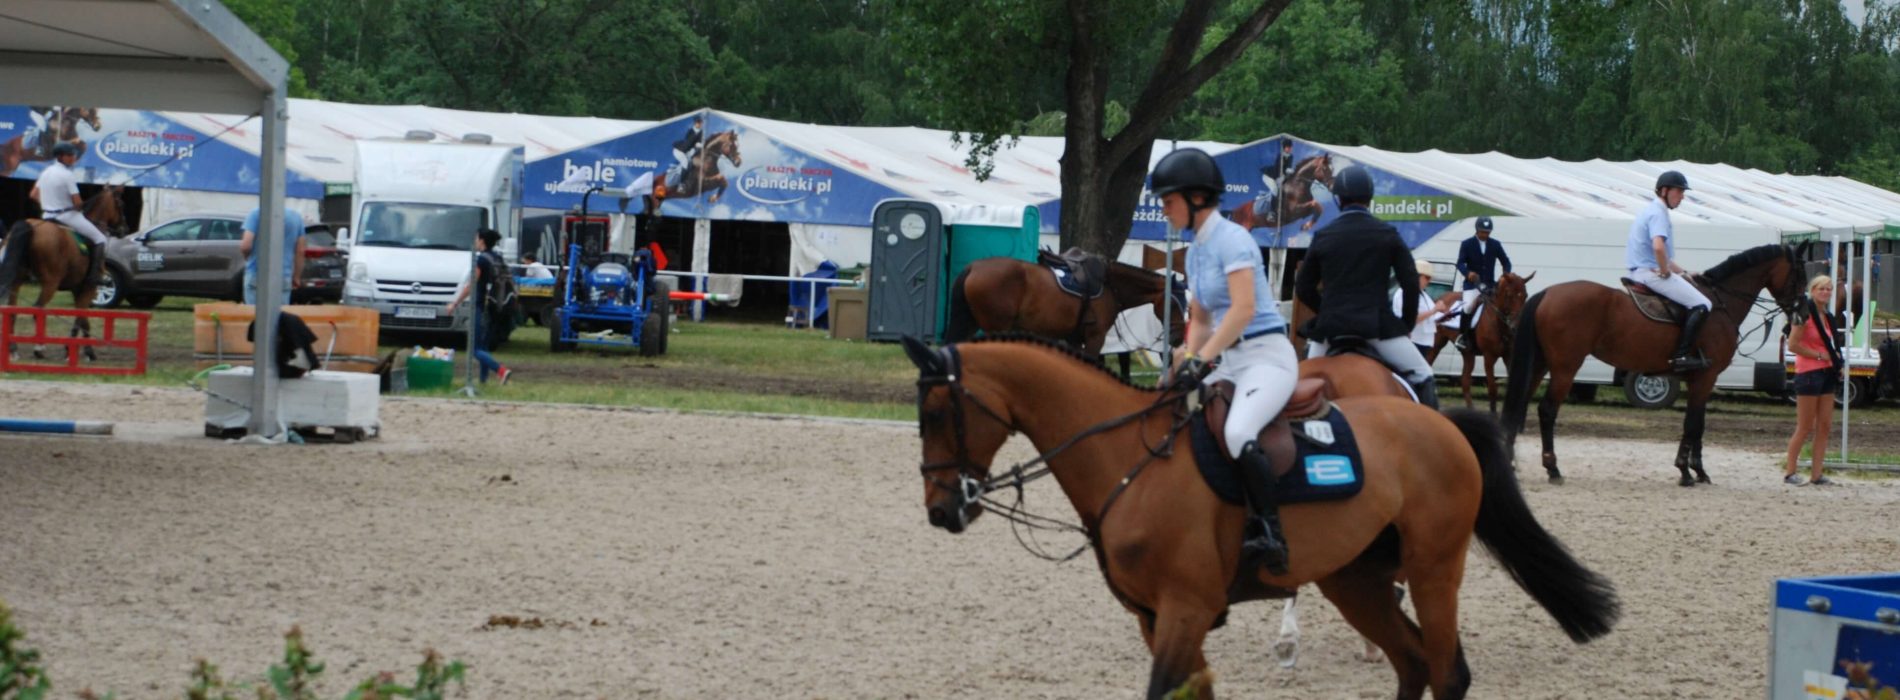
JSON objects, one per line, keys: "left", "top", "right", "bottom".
{"left": 1155, "top": 147, "right": 1300, "bottom": 575}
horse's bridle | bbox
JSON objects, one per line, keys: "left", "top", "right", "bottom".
{"left": 914, "top": 343, "right": 1190, "bottom": 561}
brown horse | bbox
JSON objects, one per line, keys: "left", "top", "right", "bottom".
{"left": 1502, "top": 244, "right": 1804, "bottom": 486}
{"left": 1430, "top": 272, "right": 1534, "bottom": 413}
{"left": 667, "top": 130, "right": 741, "bottom": 202}
{"left": 903, "top": 335, "right": 1618, "bottom": 699}
{"left": 1226, "top": 153, "right": 1336, "bottom": 232}
{"left": 1, "top": 107, "right": 101, "bottom": 176}
{"left": 1273, "top": 352, "right": 1419, "bottom": 668}
{"left": 943, "top": 256, "right": 1186, "bottom": 357}
{"left": 1, "top": 186, "right": 125, "bottom": 361}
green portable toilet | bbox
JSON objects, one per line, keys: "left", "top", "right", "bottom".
{"left": 867, "top": 200, "right": 1038, "bottom": 343}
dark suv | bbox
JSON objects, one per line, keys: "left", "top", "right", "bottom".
{"left": 96, "top": 214, "right": 346, "bottom": 308}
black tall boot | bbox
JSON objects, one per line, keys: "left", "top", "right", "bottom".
{"left": 1457, "top": 308, "right": 1475, "bottom": 352}
{"left": 1235, "top": 440, "right": 1290, "bottom": 575}
{"left": 1671, "top": 306, "right": 1711, "bottom": 372}
{"left": 84, "top": 241, "right": 106, "bottom": 287}
{"left": 1411, "top": 377, "right": 1441, "bottom": 410}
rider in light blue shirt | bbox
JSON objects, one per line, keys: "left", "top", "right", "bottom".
{"left": 241, "top": 206, "right": 307, "bottom": 306}
{"left": 1155, "top": 147, "right": 1298, "bottom": 576}
{"left": 1624, "top": 170, "right": 1711, "bottom": 372}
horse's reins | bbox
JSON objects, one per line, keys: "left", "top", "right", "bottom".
{"left": 916, "top": 344, "right": 1192, "bottom": 562}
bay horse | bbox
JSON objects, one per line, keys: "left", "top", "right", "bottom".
{"left": 1226, "top": 154, "right": 1335, "bottom": 232}
{"left": 1272, "top": 353, "right": 1419, "bottom": 668}
{"left": 903, "top": 335, "right": 1618, "bottom": 699}
{"left": 943, "top": 256, "right": 1186, "bottom": 358}
{"left": 0, "top": 186, "right": 126, "bottom": 361}
{"left": 1432, "top": 272, "right": 1534, "bottom": 414}
{"left": 666, "top": 130, "right": 741, "bottom": 202}
{"left": 1502, "top": 244, "right": 1803, "bottom": 486}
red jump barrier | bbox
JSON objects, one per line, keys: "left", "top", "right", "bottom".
{"left": 0, "top": 306, "right": 150, "bottom": 376}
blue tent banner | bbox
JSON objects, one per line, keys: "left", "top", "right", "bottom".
{"left": 1038, "top": 136, "right": 1507, "bottom": 249}
{"left": 525, "top": 111, "right": 904, "bottom": 226}
{"left": 0, "top": 105, "right": 327, "bottom": 199}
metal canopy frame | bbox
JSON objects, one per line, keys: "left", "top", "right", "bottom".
{"left": 0, "top": 0, "right": 291, "bottom": 436}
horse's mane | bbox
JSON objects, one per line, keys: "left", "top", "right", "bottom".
{"left": 958, "top": 332, "right": 1159, "bottom": 392}
{"left": 1703, "top": 244, "right": 1788, "bottom": 283}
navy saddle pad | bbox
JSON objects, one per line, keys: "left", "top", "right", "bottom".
{"left": 1189, "top": 408, "right": 1366, "bottom": 505}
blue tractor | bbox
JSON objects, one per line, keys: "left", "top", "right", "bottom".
{"left": 547, "top": 209, "right": 670, "bottom": 356}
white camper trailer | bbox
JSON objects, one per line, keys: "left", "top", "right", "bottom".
{"left": 1413, "top": 216, "right": 1789, "bottom": 407}
{"left": 342, "top": 134, "right": 524, "bottom": 336}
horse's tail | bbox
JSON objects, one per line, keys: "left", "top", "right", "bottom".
{"left": 1500, "top": 290, "right": 1547, "bottom": 441}
{"left": 943, "top": 267, "right": 978, "bottom": 344}
{"left": 0, "top": 221, "right": 35, "bottom": 292}
{"left": 1450, "top": 408, "right": 1620, "bottom": 643}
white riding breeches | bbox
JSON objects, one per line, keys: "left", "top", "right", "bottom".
{"left": 49, "top": 210, "right": 106, "bottom": 246}
{"left": 1628, "top": 267, "right": 1710, "bottom": 310}
{"left": 1461, "top": 288, "right": 1480, "bottom": 313}
{"left": 1209, "top": 332, "right": 1300, "bottom": 459}
{"left": 1306, "top": 335, "right": 1436, "bottom": 384}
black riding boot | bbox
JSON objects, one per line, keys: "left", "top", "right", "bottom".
{"left": 1457, "top": 309, "right": 1475, "bottom": 352}
{"left": 85, "top": 242, "right": 106, "bottom": 287}
{"left": 1670, "top": 307, "right": 1712, "bottom": 372}
{"left": 1411, "top": 377, "right": 1441, "bottom": 410}
{"left": 1235, "top": 440, "right": 1290, "bottom": 575}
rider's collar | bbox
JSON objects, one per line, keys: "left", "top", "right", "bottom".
{"left": 1339, "top": 204, "right": 1371, "bottom": 213}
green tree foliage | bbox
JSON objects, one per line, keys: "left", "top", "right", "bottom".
{"left": 223, "top": 0, "right": 1900, "bottom": 227}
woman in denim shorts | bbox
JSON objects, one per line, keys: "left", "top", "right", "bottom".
{"left": 1782, "top": 274, "right": 1844, "bottom": 486}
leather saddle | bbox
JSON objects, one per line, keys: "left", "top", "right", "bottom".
{"left": 1620, "top": 276, "right": 1709, "bottom": 324}
{"left": 1037, "top": 247, "right": 1107, "bottom": 299}
{"left": 1200, "top": 377, "right": 1333, "bottom": 483}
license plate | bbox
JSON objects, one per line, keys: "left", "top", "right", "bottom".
{"left": 395, "top": 306, "right": 437, "bottom": 319}
{"left": 327, "top": 269, "right": 343, "bottom": 278}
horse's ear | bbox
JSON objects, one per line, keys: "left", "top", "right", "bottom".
{"left": 1522, "top": 271, "right": 1536, "bottom": 284}
{"left": 900, "top": 336, "right": 942, "bottom": 375}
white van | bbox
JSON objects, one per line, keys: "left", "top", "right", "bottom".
{"left": 342, "top": 134, "right": 523, "bottom": 335}
{"left": 1413, "top": 217, "right": 1789, "bottom": 407}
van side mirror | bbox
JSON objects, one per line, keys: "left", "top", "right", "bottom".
{"left": 336, "top": 226, "right": 352, "bottom": 251}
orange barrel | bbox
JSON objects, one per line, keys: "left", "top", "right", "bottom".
{"left": 194, "top": 304, "right": 382, "bottom": 373}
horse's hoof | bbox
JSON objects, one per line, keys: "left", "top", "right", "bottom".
{"left": 1679, "top": 476, "right": 1696, "bottom": 487}
{"left": 1696, "top": 475, "right": 1712, "bottom": 484}
{"left": 1548, "top": 475, "right": 1565, "bottom": 485}
{"left": 1272, "top": 640, "right": 1298, "bottom": 668}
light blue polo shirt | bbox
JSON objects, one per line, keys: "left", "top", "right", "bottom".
{"left": 1186, "top": 212, "right": 1284, "bottom": 337}
{"left": 243, "top": 207, "right": 307, "bottom": 279}
{"left": 1625, "top": 197, "right": 1672, "bottom": 271}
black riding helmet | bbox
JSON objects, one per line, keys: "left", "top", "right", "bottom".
{"left": 1475, "top": 216, "right": 1494, "bottom": 232}
{"left": 1656, "top": 170, "right": 1691, "bottom": 191}
{"left": 1150, "top": 148, "right": 1223, "bottom": 205}
{"left": 1332, "top": 165, "right": 1374, "bottom": 206}
{"left": 50, "top": 142, "right": 78, "bottom": 159}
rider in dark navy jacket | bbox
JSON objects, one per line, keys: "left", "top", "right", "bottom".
{"left": 1453, "top": 216, "right": 1512, "bottom": 351}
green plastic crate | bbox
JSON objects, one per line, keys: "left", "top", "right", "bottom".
{"left": 408, "top": 357, "right": 454, "bottom": 390}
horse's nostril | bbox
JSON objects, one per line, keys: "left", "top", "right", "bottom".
{"left": 928, "top": 506, "right": 949, "bottom": 528}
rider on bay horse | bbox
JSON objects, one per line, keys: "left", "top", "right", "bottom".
{"left": 1627, "top": 170, "right": 1711, "bottom": 372}
{"left": 1295, "top": 165, "right": 1441, "bottom": 409}
{"left": 1455, "top": 216, "right": 1512, "bottom": 352}
{"left": 27, "top": 142, "right": 108, "bottom": 285}
{"left": 1157, "top": 147, "right": 1300, "bottom": 575}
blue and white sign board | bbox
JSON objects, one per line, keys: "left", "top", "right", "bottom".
{"left": 525, "top": 111, "right": 905, "bottom": 226}
{"left": 0, "top": 105, "right": 328, "bottom": 199}
{"left": 1770, "top": 573, "right": 1900, "bottom": 699}
{"left": 1050, "top": 136, "right": 1509, "bottom": 249}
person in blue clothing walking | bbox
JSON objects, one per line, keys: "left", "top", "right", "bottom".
{"left": 1627, "top": 170, "right": 1711, "bottom": 372}
{"left": 1454, "top": 216, "right": 1512, "bottom": 352}
{"left": 240, "top": 204, "right": 306, "bottom": 306}
{"left": 1155, "top": 147, "right": 1299, "bottom": 575}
